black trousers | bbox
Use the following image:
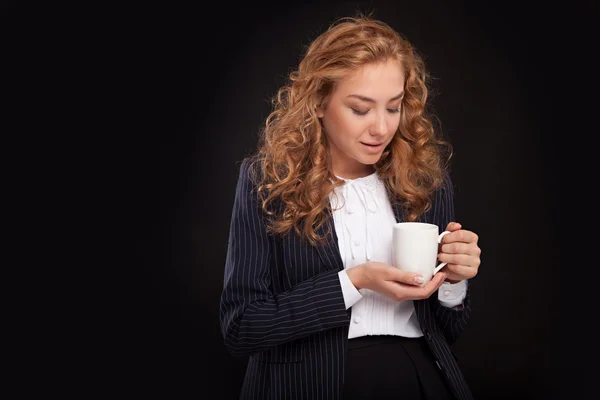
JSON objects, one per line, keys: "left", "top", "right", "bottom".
{"left": 342, "top": 335, "right": 454, "bottom": 400}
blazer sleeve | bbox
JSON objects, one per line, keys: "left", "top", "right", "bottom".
{"left": 219, "top": 158, "right": 350, "bottom": 358}
{"left": 428, "top": 171, "right": 472, "bottom": 345}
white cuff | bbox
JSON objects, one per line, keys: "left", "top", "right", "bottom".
{"left": 438, "top": 280, "right": 468, "bottom": 308}
{"left": 338, "top": 270, "right": 363, "bottom": 310}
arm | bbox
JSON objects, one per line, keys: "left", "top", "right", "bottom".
{"left": 432, "top": 283, "right": 471, "bottom": 345}
{"left": 427, "top": 171, "right": 472, "bottom": 345}
{"left": 219, "top": 158, "right": 350, "bottom": 358}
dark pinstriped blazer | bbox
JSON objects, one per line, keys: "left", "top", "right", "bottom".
{"left": 220, "top": 157, "right": 474, "bottom": 400}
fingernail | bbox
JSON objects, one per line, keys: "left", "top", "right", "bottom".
{"left": 414, "top": 275, "right": 424, "bottom": 284}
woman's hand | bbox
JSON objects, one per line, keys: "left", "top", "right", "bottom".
{"left": 346, "top": 261, "right": 449, "bottom": 301}
{"left": 438, "top": 222, "right": 481, "bottom": 283}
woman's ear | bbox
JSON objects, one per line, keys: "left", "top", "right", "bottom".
{"left": 316, "top": 108, "right": 324, "bottom": 118}
{"left": 316, "top": 97, "right": 328, "bottom": 118}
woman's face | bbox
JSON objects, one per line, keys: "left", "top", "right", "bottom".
{"left": 317, "top": 59, "right": 405, "bottom": 179}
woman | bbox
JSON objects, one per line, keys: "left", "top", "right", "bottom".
{"left": 220, "top": 14, "right": 481, "bottom": 400}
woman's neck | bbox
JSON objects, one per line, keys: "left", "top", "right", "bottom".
{"left": 332, "top": 162, "right": 375, "bottom": 180}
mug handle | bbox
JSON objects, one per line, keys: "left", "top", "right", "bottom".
{"left": 433, "top": 230, "right": 451, "bottom": 274}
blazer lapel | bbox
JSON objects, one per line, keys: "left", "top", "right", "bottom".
{"left": 392, "top": 200, "right": 427, "bottom": 223}
{"left": 314, "top": 213, "right": 344, "bottom": 273}
{"left": 391, "top": 202, "right": 404, "bottom": 223}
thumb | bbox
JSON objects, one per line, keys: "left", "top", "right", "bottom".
{"left": 446, "top": 221, "right": 461, "bottom": 231}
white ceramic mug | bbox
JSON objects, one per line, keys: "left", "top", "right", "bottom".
{"left": 392, "top": 222, "right": 451, "bottom": 286}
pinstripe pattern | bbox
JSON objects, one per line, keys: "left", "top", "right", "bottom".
{"left": 220, "top": 158, "right": 474, "bottom": 399}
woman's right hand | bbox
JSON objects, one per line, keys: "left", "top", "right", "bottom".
{"left": 345, "top": 261, "right": 448, "bottom": 301}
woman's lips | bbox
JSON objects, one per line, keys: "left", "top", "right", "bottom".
{"left": 361, "top": 142, "right": 385, "bottom": 153}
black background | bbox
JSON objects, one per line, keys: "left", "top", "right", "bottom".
{"left": 6, "top": 1, "right": 598, "bottom": 398}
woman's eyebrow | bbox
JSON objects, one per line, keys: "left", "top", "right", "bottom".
{"left": 346, "top": 92, "right": 404, "bottom": 103}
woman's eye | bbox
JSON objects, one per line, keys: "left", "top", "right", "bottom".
{"left": 351, "top": 108, "right": 369, "bottom": 116}
{"left": 351, "top": 108, "right": 401, "bottom": 116}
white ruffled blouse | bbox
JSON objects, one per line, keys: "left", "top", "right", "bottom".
{"left": 329, "top": 171, "right": 467, "bottom": 339}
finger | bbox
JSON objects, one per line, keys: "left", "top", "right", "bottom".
{"left": 444, "top": 264, "right": 479, "bottom": 280}
{"left": 421, "top": 271, "right": 448, "bottom": 293}
{"left": 387, "top": 268, "right": 428, "bottom": 286}
{"left": 440, "top": 229, "right": 478, "bottom": 245}
{"left": 438, "top": 253, "right": 479, "bottom": 269}
{"left": 440, "top": 242, "right": 481, "bottom": 257}
{"left": 435, "top": 264, "right": 463, "bottom": 283}
{"left": 399, "top": 272, "right": 447, "bottom": 300}
{"left": 445, "top": 222, "right": 461, "bottom": 231}
{"left": 433, "top": 271, "right": 449, "bottom": 289}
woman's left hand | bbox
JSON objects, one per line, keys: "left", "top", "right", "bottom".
{"left": 438, "top": 222, "right": 481, "bottom": 283}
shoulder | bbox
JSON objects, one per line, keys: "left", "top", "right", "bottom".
{"left": 233, "top": 155, "right": 267, "bottom": 207}
{"left": 430, "top": 169, "right": 455, "bottom": 213}
{"left": 431, "top": 169, "right": 454, "bottom": 200}
{"left": 236, "top": 155, "right": 263, "bottom": 185}
{"left": 440, "top": 169, "right": 454, "bottom": 193}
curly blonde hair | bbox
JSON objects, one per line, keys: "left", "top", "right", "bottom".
{"left": 249, "top": 14, "right": 452, "bottom": 246}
